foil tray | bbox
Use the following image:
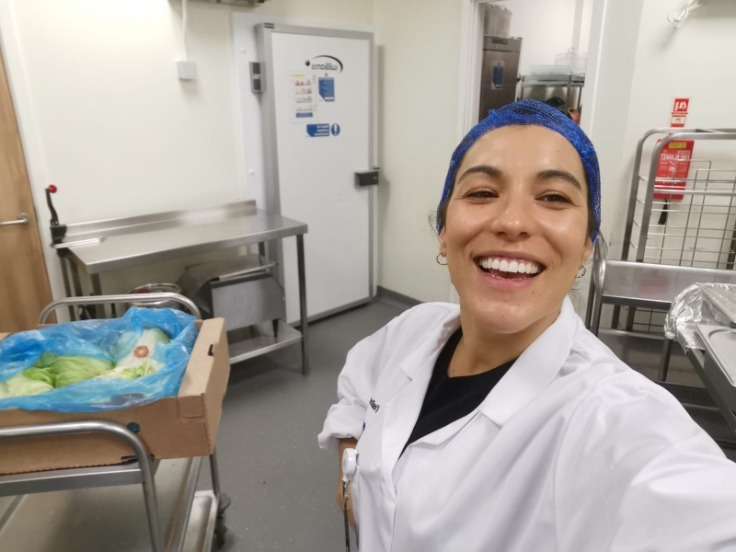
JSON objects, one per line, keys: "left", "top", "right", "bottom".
{"left": 695, "top": 324, "right": 736, "bottom": 386}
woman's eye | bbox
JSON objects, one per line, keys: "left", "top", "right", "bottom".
{"left": 466, "top": 190, "right": 496, "bottom": 199}
{"left": 539, "top": 193, "right": 571, "bottom": 204}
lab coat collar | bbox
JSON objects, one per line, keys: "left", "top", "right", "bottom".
{"left": 391, "top": 299, "right": 577, "bottom": 451}
{"left": 478, "top": 296, "right": 578, "bottom": 427}
{"left": 398, "top": 307, "right": 460, "bottom": 381}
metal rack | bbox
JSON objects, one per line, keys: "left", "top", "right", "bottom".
{"left": 623, "top": 128, "right": 736, "bottom": 269}
{"left": 517, "top": 73, "right": 584, "bottom": 110}
{"left": 0, "top": 295, "right": 230, "bottom": 551}
{"left": 587, "top": 129, "right": 736, "bottom": 345}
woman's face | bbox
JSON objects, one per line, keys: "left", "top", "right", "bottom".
{"left": 439, "top": 125, "right": 593, "bottom": 341}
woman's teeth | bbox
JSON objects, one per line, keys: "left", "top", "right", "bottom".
{"left": 478, "top": 257, "right": 542, "bottom": 275}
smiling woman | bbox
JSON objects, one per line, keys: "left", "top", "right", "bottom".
{"left": 319, "top": 99, "right": 736, "bottom": 552}
{"left": 439, "top": 125, "right": 592, "bottom": 371}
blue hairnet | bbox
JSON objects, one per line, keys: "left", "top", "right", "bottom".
{"left": 436, "top": 99, "right": 601, "bottom": 242}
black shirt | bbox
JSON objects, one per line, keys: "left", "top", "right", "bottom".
{"left": 404, "top": 328, "right": 515, "bottom": 451}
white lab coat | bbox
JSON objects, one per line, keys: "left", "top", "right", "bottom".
{"left": 318, "top": 298, "right": 736, "bottom": 552}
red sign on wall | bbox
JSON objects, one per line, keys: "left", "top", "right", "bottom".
{"left": 653, "top": 139, "right": 694, "bottom": 200}
{"left": 670, "top": 97, "right": 690, "bottom": 128}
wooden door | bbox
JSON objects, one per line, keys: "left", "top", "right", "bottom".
{"left": 0, "top": 46, "right": 53, "bottom": 331}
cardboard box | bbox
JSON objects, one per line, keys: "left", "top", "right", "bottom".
{"left": 0, "top": 318, "right": 230, "bottom": 475}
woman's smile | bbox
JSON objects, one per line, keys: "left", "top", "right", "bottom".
{"left": 476, "top": 255, "right": 544, "bottom": 277}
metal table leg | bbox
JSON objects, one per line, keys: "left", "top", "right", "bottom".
{"left": 296, "top": 234, "right": 310, "bottom": 375}
{"left": 90, "top": 274, "right": 106, "bottom": 318}
{"left": 687, "top": 347, "right": 736, "bottom": 439}
{"left": 208, "top": 449, "right": 231, "bottom": 547}
{"left": 59, "top": 253, "right": 73, "bottom": 300}
{"left": 659, "top": 338, "right": 674, "bottom": 381}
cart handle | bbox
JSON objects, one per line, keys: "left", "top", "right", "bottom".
{"left": 39, "top": 293, "right": 201, "bottom": 324}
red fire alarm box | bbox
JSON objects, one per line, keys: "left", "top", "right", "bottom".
{"left": 653, "top": 139, "right": 694, "bottom": 200}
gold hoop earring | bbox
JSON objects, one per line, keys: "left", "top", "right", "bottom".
{"left": 577, "top": 265, "right": 587, "bottom": 279}
{"left": 436, "top": 254, "right": 447, "bottom": 266}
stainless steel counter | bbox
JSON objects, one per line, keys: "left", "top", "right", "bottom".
{"left": 596, "top": 260, "right": 736, "bottom": 309}
{"left": 54, "top": 201, "right": 310, "bottom": 373}
{"left": 60, "top": 202, "right": 307, "bottom": 275}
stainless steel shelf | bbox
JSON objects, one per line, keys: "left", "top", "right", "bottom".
{"left": 182, "top": 491, "right": 218, "bottom": 552}
{"left": 517, "top": 74, "right": 584, "bottom": 110}
{"left": 519, "top": 74, "right": 584, "bottom": 87}
{"left": 0, "top": 458, "right": 218, "bottom": 552}
{"left": 227, "top": 321, "right": 302, "bottom": 364}
{"left": 599, "top": 260, "right": 736, "bottom": 310}
{"left": 0, "top": 460, "right": 159, "bottom": 497}
{"left": 686, "top": 326, "right": 736, "bottom": 438}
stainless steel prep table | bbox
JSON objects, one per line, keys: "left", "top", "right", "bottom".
{"left": 687, "top": 325, "right": 736, "bottom": 439}
{"left": 667, "top": 285, "right": 736, "bottom": 442}
{"left": 54, "top": 201, "right": 310, "bottom": 373}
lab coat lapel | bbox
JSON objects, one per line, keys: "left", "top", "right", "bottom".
{"left": 413, "top": 410, "right": 479, "bottom": 447}
{"left": 479, "top": 297, "right": 578, "bottom": 426}
{"left": 380, "top": 318, "right": 459, "bottom": 486}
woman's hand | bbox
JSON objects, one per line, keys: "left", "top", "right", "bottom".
{"left": 337, "top": 437, "right": 358, "bottom": 528}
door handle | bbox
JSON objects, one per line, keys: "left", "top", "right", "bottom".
{"left": 0, "top": 213, "right": 30, "bottom": 227}
{"left": 355, "top": 169, "right": 380, "bottom": 187}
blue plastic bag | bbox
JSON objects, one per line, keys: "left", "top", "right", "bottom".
{"left": 0, "top": 307, "right": 198, "bottom": 412}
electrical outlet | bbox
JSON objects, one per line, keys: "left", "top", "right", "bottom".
{"left": 177, "top": 60, "right": 198, "bottom": 81}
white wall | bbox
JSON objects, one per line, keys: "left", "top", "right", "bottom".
{"left": 0, "top": 0, "right": 608, "bottom": 306}
{"left": 5, "top": 0, "right": 243, "bottom": 224}
{"left": 494, "top": 0, "right": 591, "bottom": 74}
{"left": 585, "top": 0, "right": 736, "bottom": 256}
{"left": 0, "top": 0, "right": 374, "bottom": 298}
{"left": 372, "top": 0, "right": 462, "bottom": 302}
{"left": 374, "top": 0, "right": 594, "bottom": 304}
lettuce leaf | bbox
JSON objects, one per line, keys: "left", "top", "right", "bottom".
{"left": 0, "top": 373, "right": 54, "bottom": 399}
{"left": 25, "top": 354, "right": 113, "bottom": 388}
{"left": 102, "top": 360, "right": 159, "bottom": 381}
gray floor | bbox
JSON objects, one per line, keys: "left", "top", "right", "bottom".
{"left": 208, "top": 296, "right": 407, "bottom": 551}
{"left": 207, "top": 297, "right": 736, "bottom": 551}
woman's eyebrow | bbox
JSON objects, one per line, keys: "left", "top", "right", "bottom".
{"left": 457, "top": 165, "right": 502, "bottom": 183}
{"left": 537, "top": 169, "right": 583, "bottom": 190}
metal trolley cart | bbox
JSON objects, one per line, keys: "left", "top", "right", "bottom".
{"left": 0, "top": 294, "right": 230, "bottom": 551}
{"left": 587, "top": 128, "right": 736, "bottom": 347}
{"left": 585, "top": 131, "right": 736, "bottom": 450}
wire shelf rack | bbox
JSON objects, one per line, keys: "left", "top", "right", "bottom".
{"left": 627, "top": 163, "right": 736, "bottom": 270}
{"left": 603, "top": 128, "right": 736, "bottom": 336}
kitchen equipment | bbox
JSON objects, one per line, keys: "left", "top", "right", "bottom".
{"left": 478, "top": 36, "right": 522, "bottom": 121}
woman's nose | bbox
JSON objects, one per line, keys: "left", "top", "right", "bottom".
{"left": 488, "top": 193, "right": 534, "bottom": 239}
